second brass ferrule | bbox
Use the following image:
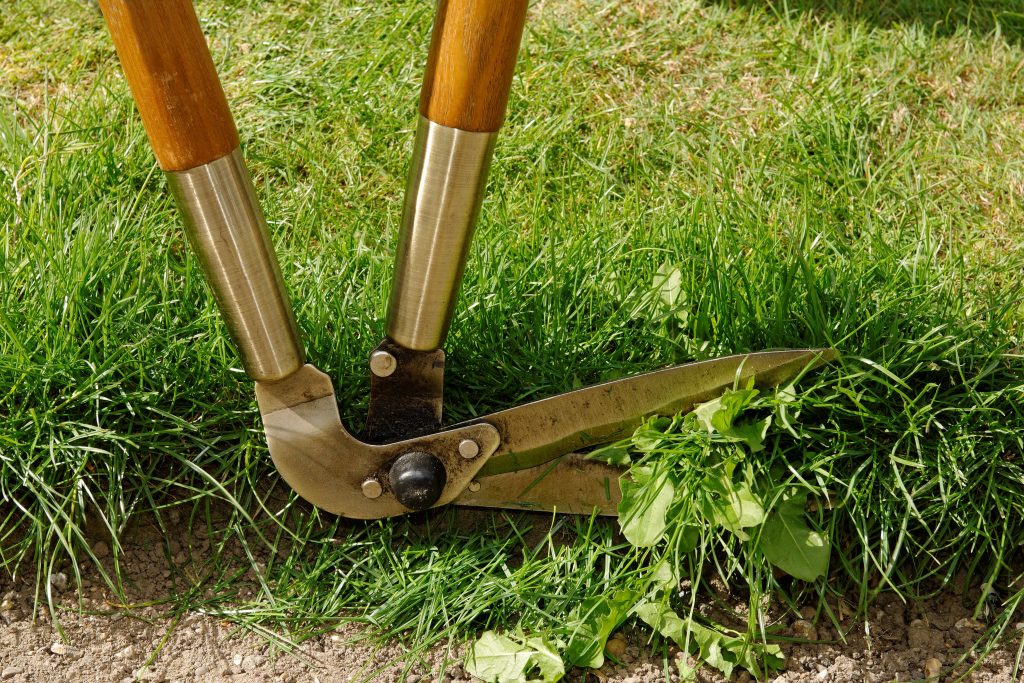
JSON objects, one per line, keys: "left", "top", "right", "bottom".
{"left": 386, "top": 117, "right": 498, "bottom": 351}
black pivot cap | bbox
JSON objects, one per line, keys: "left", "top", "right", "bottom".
{"left": 389, "top": 451, "right": 447, "bottom": 511}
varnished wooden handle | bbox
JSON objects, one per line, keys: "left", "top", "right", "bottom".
{"left": 99, "top": 0, "right": 239, "bottom": 171}
{"left": 419, "top": 0, "right": 528, "bottom": 133}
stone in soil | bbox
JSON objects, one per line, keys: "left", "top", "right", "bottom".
{"left": 606, "top": 632, "right": 628, "bottom": 658}
{"left": 791, "top": 619, "right": 818, "bottom": 641}
{"left": 48, "top": 572, "right": 69, "bottom": 592}
{"left": 923, "top": 657, "right": 942, "bottom": 680}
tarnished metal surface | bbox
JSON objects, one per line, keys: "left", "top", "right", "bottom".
{"left": 256, "top": 364, "right": 499, "bottom": 519}
{"left": 454, "top": 454, "right": 623, "bottom": 516}
{"left": 167, "top": 148, "right": 303, "bottom": 381}
{"left": 386, "top": 117, "right": 498, "bottom": 350}
{"left": 469, "top": 349, "right": 837, "bottom": 476}
{"left": 258, "top": 351, "right": 833, "bottom": 518}
{"left": 364, "top": 339, "right": 445, "bottom": 443}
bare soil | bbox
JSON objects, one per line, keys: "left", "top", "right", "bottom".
{"left": 1, "top": 515, "right": 1021, "bottom": 683}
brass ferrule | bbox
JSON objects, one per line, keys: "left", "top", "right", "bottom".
{"left": 167, "top": 148, "right": 304, "bottom": 381}
{"left": 386, "top": 117, "right": 498, "bottom": 351}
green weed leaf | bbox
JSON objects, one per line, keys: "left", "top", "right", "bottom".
{"left": 649, "top": 558, "right": 680, "bottom": 592}
{"left": 774, "top": 383, "right": 800, "bottom": 434}
{"left": 700, "top": 476, "right": 765, "bottom": 538}
{"left": 758, "top": 489, "right": 829, "bottom": 581}
{"left": 635, "top": 602, "right": 783, "bottom": 679}
{"left": 618, "top": 464, "right": 675, "bottom": 547}
{"left": 466, "top": 632, "right": 564, "bottom": 683}
{"left": 632, "top": 416, "right": 677, "bottom": 452}
{"left": 562, "top": 590, "right": 641, "bottom": 668}
{"left": 654, "top": 263, "right": 686, "bottom": 321}
{"left": 588, "top": 443, "right": 632, "bottom": 466}
{"left": 692, "top": 388, "right": 770, "bottom": 451}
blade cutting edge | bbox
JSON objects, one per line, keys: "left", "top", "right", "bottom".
{"left": 463, "top": 348, "right": 835, "bottom": 477}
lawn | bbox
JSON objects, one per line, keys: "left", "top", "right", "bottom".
{"left": 1, "top": 0, "right": 1023, "bottom": 680}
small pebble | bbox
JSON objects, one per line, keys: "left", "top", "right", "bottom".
{"left": 1014, "top": 622, "right": 1024, "bottom": 631}
{"left": 134, "top": 666, "right": 167, "bottom": 682}
{"left": 240, "top": 654, "right": 265, "bottom": 672}
{"left": 791, "top": 619, "right": 818, "bottom": 641}
{"left": 194, "top": 664, "right": 212, "bottom": 676}
{"left": 1, "top": 667, "right": 24, "bottom": 680}
{"left": 605, "top": 633, "right": 628, "bottom": 658}
{"left": 923, "top": 657, "right": 942, "bottom": 680}
{"left": 736, "top": 672, "right": 753, "bottom": 683}
{"left": 815, "top": 670, "right": 829, "bottom": 682}
{"left": 954, "top": 617, "right": 982, "bottom": 631}
{"left": 48, "top": 573, "right": 68, "bottom": 593}
{"left": 93, "top": 541, "right": 110, "bottom": 558}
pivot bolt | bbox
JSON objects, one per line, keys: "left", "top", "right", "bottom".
{"left": 361, "top": 478, "right": 383, "bottom": 499}
{"left": 458, "top": 439, "right": 480, "bottom": 459}
{"left": 389, "top": 451, "right": 447, "bottom": 511}
{"left": 369, "top": 350, "right": 397, "bottom": 377}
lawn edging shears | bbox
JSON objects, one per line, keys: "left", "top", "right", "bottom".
{"left": 98, "top": 0, "right": 834, "bottom": 520}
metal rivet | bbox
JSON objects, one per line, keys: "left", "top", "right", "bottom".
{"left": 458, "top": 439, "right": 480, "bottom": 459}
{"left": 361, "top": 478, "right": 383, "bottom": 499}
{"left": 369, "top": 350, "right": 397, "bottom": 378}
{"left": 468, "top": 480, "right": 481, "bottom": 492}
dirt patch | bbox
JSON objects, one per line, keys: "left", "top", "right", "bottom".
{"left": 0, "top": 516, "right": 1022, "bottom": 683}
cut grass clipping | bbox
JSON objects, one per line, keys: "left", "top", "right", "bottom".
{"left": 2, "top": 0, "right": 1024, "bottom": 681}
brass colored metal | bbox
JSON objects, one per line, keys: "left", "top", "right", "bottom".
{"left": 458, "top": 439, "right": 480, "bottom": 459}
{"left": 256, "top": 364, "right": 500, "bottom": 518}
{"left": 455, "top": 454, "right": 623, "bottom": 516}
{"left": 469, "top": 349, "right": 837, "bottom": 477}
{"left": 364, "top": 339, "right": 445, "bottom": 443}
{"left": 369, "top": 350, "right": 398, "bottom": 378}
{"left": 168, "top": 149, "right": 303, "bottom": 381}
{"left": 361, "top": 478, "right": 383, "bottom": 499}
{"left": 386, "top": 117, "right": 498, "bottom": 350}
{"left": 258, "top": 351, "right": 833, "bottom": 518}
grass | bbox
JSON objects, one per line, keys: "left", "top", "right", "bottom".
{"left": 2, "top": 0, "right": 1023, "bottom": 677}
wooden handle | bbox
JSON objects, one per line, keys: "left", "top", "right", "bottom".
{"left": 419, "top": 0, "right": 528, "bottom": 133}
{"left": 99, "top": 0, "right": 239, "bottom": 171}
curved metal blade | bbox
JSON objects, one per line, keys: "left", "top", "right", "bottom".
{"left": 465, "top": 349, "right": 836, "bottom": 477}
{"left": 454, "top": 454, "right": 624, "bottom": 515}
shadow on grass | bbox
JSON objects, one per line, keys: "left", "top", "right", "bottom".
{"left": 708, "top": 0, "right": 1024, "bottom": 44}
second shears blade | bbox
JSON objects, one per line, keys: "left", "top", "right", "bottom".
{"left": 462, "top": 349, "right": 835, "bottom": 480}
{"left": 453, "top": 349, "right": 834, "bottom": 515}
